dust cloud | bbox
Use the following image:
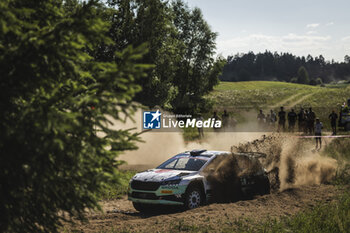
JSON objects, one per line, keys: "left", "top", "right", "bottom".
{"left": 109, "top": 109, "right": 267, "bottom": 166}
{"left": 109, "top": 108, "right": 337, "bottom": 190}
{"left": 233, "top": 135, "right": 338, "bottom": 190}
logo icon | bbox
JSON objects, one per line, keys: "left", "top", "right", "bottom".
{"left": 143, "top": 110, "right": 161, "bottom": 129}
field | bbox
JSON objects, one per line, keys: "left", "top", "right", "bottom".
{"left": 205, "top": 81, "right": 350, "bottom": 130}
{"left": 64, "top": 81, "right": 350, "bottom": 233}
{"left": 209, "top": 81, "right": 350, "bottom": 109}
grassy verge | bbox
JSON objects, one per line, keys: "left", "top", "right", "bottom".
{"left": 323, "top": 138, "right": 350, "bottom": 186}
{"left": 166, "top": 191, "right": 350, "bottom": 233}
{"left": 238, "top": 191, "right": 350, "bottom": 233}
{"left": 99, "top": 170, "right": 136, "bottom": 200}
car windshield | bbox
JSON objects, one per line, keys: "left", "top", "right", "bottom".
{"left": 157, "top": 157, "right": 207, "bottom": 171}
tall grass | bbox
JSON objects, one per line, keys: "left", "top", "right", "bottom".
{"left": 323, "top": 138, "right": 350, "bottom": 186}
{"left": 99, "top": 170, "right": 136, "bottom": 200}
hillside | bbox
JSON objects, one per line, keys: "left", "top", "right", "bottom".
{"left": 206, "top": 81, "right": 350, "bottom": 130}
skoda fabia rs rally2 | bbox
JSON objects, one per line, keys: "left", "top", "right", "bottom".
{"left": 128, "top": 149, "right": 270, "bottom": 212}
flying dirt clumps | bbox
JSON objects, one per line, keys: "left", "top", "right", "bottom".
{"left": 203, "top": 154, "right": 242, "bottom": 203}
{"left": 232, "top": 134, "right": 337, "bottom": 191}
{"left": 203, "top": 152, "right": 267, "bottom": 203}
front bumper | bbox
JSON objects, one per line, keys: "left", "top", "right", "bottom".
{"left": 128, "top": 197, "right": 184, "bottom": 205}
{"left": 128, "top": 183, "right": 187, "bottom": 205}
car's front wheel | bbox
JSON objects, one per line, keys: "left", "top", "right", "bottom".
{"left": 184, "top": 186, "right": 203, "bottom": 210}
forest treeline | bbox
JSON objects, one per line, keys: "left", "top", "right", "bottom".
{"left": 220, "top": 51, "right": 350, "bottom": 84}
{"left": 0, "top": 0, "right": 222, "bottom": 232}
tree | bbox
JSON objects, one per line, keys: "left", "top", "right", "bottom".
{"left": 297, "top": 66, "right": 310, "bottom": 84}
{"left": 345, "top": 55, "right": 350, "bottom": 64}
{"left": 99, "top": 0, "right": 222, "bottom": 114}
{"left": 316, "top": 77, "right": 323, "bottom": 85}
{"left": 104, "top": 0, "right": 181, "bottom": 109}
{"left": 220, "top": 51, "right": 350, "bottom": 84}
{"left": 104, "top": 0, "right": 222, "bottom": 113}
{"left": 207, "top": 57, "right": 226, "bottom": 91}
{"left": 0, "top": 0, "right": 149, "bottom": 232}
{"left": 170, "top": 0, "right": 220, "bottom": 114}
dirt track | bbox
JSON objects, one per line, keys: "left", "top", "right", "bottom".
{"left": 69, "top": 184, "right": 339, "bottom": 232}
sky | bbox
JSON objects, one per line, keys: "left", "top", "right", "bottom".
{"left": 185, "top": 0, "right": 350, "bottom": 62}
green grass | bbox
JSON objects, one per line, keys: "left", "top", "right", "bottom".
{"left": 209, "top": 81, "right": 349, "bottom": 110}
{"left": 214, "top": 81, "right": 316, "bottom": 91}
{"left": 323, "top": 138, "right": 350, "bottom": 161}
{"left": 240, "top": 191, "right": 350, "bottom": 233}
{"left": 210, "top": 81, "right": 316, "bottom": 106}
{"left": 99, "top": 170, "right": 136, "bottom": 200}
{"left": 322, "top": 138, "right": 350, "bottom": 186}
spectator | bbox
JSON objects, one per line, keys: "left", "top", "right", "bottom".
{"left": 212, "top": 111, "right": 221, "bottom": 131}
{"left": 221, "top": 109, "right": 229, "bottom": 128}
{"left": 278, "top": 107, "right": 286, "bottom": 132}
{"left": 307, "top": 107, "right": 316, "bottom": 135}
{"left": 266, "top": 114, "right": 271, "bottom": 128}
{"left": 329, "top": 110, "right": 338, "bottom": 135}
{"left": 197, "top": 114, "right": 204, "bottom": 138}
{"left": 270, "top": 109, "right": 277, "bottom": 123}
{"left": 257, "top": 109, "right": 266, "bottom": 125}
{"left": 288, "top": 109, "right": 297, "bottom": 132}
{"left": 315, "top": 118, "right": 323, "bottom": 150}
{"left": 297, "top": 108, "right": 305, "bottom": 132}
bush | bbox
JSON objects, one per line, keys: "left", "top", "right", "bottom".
{"left": 309, "top": 79, "right": 317, "bottom": 85}
{"left": 297, "top": 66, "right": 310, "bottom": 84}
{"left": 316, "top": 77, "right": 323, "bottom": 85}
{"left": 100, "top": 171, "right": 136, "bottom": 200}
{"left": 290, "top": 77, "right": 298, "bottom": 83}
{"left": 0, "top": 1, "right": 149, "bottom": 232}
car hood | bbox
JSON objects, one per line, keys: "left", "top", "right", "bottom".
{"left": 132, "top": 169, "right": 196, "bottom": 182}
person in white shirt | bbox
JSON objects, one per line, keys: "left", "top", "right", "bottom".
{"left": 315, "top": 118, "right": 323, "bottom": 150}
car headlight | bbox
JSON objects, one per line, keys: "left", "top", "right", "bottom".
{"left": 161, "top": 179, "right": 181, "bottom": 186}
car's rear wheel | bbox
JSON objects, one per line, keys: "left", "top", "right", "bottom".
{"left": 184, "top": 186, "right": 203, "bottom": 210}
{"left": 258, "top": 176, "right": 270, "bottom": 195}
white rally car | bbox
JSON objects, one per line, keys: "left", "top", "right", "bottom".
{"left": 128, "top": 149, "right": 270, "bottom": 212}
